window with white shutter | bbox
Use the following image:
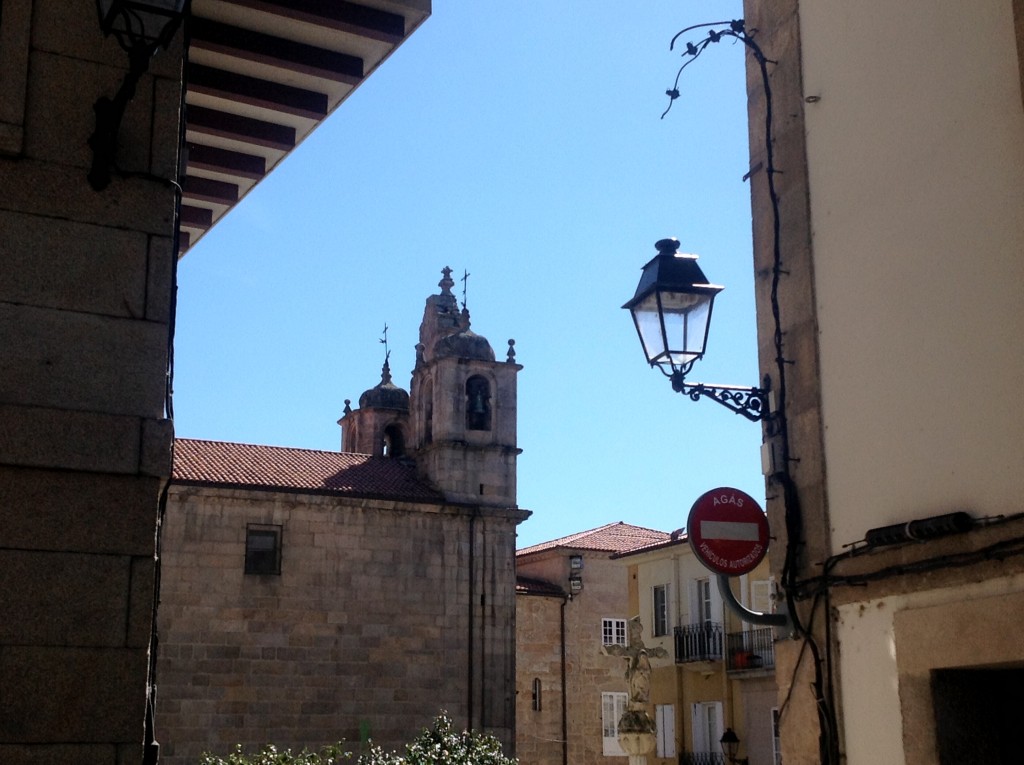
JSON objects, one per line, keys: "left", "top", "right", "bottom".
{"left": 656, "top": 704, "right": 676, "bottom": 758}
{"left": 602, "top": 692, "right": 628, "bottom": 756}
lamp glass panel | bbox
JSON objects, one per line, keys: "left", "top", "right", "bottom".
{"left": 657, "top": 289, "right": 713, "bottom": 367}
{"left": 631, "top": 292, "right": 668, "bottom": 364}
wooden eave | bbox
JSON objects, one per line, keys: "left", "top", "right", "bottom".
{"left": 179, "top": 0, "right": 431, "bottom": 255}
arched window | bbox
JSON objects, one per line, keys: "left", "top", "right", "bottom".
{"left": 383, "top": 424, "right": 405, "bottom": 457}
{"left": 466, "top": 376, "right": 491, "bottom": 431}
{"left": 422, "top": 378, "right": 433, "bottom": 444}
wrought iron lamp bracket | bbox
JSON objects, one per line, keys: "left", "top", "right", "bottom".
{"left": 668, "top": 370, "right": 771, "bottom": 422}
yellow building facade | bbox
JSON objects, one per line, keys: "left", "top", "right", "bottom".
{"left": 617, "top": 535, "right": 778, "bottom": 765}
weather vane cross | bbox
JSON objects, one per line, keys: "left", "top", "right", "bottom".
{"left": 380, "top": 323, "right": 390, "bottom": 363}
{"left": 461, "top": 269, "right": 471, "bottom": 311}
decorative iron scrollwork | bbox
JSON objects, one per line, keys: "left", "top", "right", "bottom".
{"left": 670, "top": 372, "right": 769, "bottom": 422}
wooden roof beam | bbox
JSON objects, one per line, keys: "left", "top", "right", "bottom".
{"left": 181, "top": 205, "right": 214, "bottom": 230}
{"left": 190, "top": 17, "right": 364, "bottom": 84}
{"left": 187, "top": 105, "right": 296, "bottom": 151}
{"left": 185, "top": 143, "right": 266, "bottom": 179}
{"left": 182, "top": 175, "right": 240, "bottom": 206}
{"left": 189, "top": 63, "right": 329, "bottom": 120}
{"left": 220, "top": 0, "right": 406, "bottom": 44}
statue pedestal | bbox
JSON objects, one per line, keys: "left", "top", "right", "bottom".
{"left": 618, "top": 708, "right": 656, "bottom": 765}
{"left": 621, "top": 733, "right": 657, "bottom": 765}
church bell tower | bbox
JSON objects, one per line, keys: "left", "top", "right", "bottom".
{"left": 338, "top": 354, "right": 410, "bottom": 458}
{"left": 410, "top": 267, "right": 522, "bottom": 507}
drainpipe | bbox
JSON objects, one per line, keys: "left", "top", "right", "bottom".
{"left": 468, "top": 508, "right": 478, "bottom": 730}
{"left": 560, "top": 595, "right": 569, "bottom": 765}
{"left": 480, "top": 515, "right": 488, "bottom": 730}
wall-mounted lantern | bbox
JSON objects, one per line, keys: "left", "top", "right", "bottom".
{"left": 568, "top": 554, "right": 583, "bottom": 593}
{"left": 89, "top": 0, "right": 188, "bottom": 190}
{"left": 720, "top": 728, "right": 749, "bottom": 765}
{"left": 624, "top": 238, "right": 770, "bottom": 421}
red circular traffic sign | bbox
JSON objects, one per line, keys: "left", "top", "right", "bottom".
{"left": 687, "top": 487, "right": 770, "bottom": 576}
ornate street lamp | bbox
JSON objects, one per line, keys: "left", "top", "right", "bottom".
{"left": 720, "top": 728, "right": 749, "bottom": 765}
{"left": 89, "top": 0, "right": 188, "bottom": 190}
{"left": 624, "top": 238, "right": 769, "bottom": 421}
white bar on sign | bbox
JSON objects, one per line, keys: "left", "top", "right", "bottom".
{"left": 700, "top": 520, "right": 760, "bottom": 541}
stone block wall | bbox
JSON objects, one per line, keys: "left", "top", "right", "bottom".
{"left": 0, "top": 1, "right": 182, "bottom": 762}
{"left": 416, "top": 442, "right": 519, "bottom": 507}
{"left": 516, "top": 550, "right": 632, "bottom": 765}
{"left": 741, "top": 3, "right": 827, "bottom": 763}
{"left": 515, "top": 594, "right": 565, "bottom": 765}
{"left": 157, "top": 487, "right": 523, "bottom": 764}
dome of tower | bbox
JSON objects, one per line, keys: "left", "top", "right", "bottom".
{"left": 358, "top": 360, "right": 409, "bottom": 410}
{"left": 359, "top": 381, "right": 409, "bottom": 410}
{"left": 433, "top": 329, "right": 495, "bottom": 362}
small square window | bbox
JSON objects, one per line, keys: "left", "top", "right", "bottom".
{"left": 602, "top": 617, "right": 627, "bottom": 647}
{"left": 245, "top": 524, "right": 281, "bottom": 575}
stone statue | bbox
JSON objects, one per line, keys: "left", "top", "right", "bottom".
{"left": 603, "top": 617, "right": 667, "bottom": 765}
{"left": 604, "top": 616, "right": 668, "bottom": 706}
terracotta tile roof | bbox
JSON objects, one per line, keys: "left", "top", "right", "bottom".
{"left": 516, "top": 576, "right": 566, "bottom": 598}
{"left": 517, "top": 522, "right": 670, "bottom": 557}
{"left": 612, "top": 530, "right": 688, "bottom": 559}
{"left": 172, "top": 438, "right": 444, "bottom": 503}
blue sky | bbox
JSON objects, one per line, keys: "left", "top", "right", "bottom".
{"left": 172, "top": 0, "right": 764, "bottom": 549}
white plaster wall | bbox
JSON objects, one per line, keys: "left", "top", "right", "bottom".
{"left": 835, "top": 572, "right": 1024, "bottom": 765}
{"left": 797, "top": 0, "right": 1024, "bottom": 547}
{"left": 635, "top": 553, "right": 677, "bottom": 654}
{"left": 835, "top": 598, "right": 905, "bottom": 765}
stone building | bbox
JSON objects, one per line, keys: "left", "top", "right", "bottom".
{"left": 515, "top": 523, "right": 670, "bottom": 765}
{"left": 1, "top": 6, "right": 186, "bottom": 764}
{"left": 1, "top": 2, "right": 428, "bottom": 763}
{"left": 726, "top": 2, "right": 1024, "bottom": 764}
{"left": 156, "top": 271, "right": 528, "bottom": 764}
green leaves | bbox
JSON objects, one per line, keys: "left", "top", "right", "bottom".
{"left": 199, "top": 714, "right": 516, "bottom": 765}
{"left": 362, "top": 714, "right": 516, "bottom": 765}
{"left": 199, "top": 742, "right": 354, "bottom": 765}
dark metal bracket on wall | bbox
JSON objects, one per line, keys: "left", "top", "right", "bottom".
{"left": 717, "top": 574, "right": 793, "bottom": 639}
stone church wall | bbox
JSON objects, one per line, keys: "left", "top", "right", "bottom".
{"left": 157, "top": 486, "right": 522, "bottom": 764}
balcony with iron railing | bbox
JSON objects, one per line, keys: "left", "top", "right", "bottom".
{"left": 674, "top": 622, "right": 723, "bottom": 663}
{"left": 679, "top": 753, "right": 726, "bottom": 765}
{"left": 725, "top": 627, "right": 776, "bottom": 672}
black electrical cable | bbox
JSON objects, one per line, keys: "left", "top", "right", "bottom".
{"left": 799, "top": 533, "right": 1024, "bottom": 597}
{"left": 144, "top": 6, "right": 190, "bottom": 763}
{"left": 664, "top": 20, "right": 840, "bottom": 763}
